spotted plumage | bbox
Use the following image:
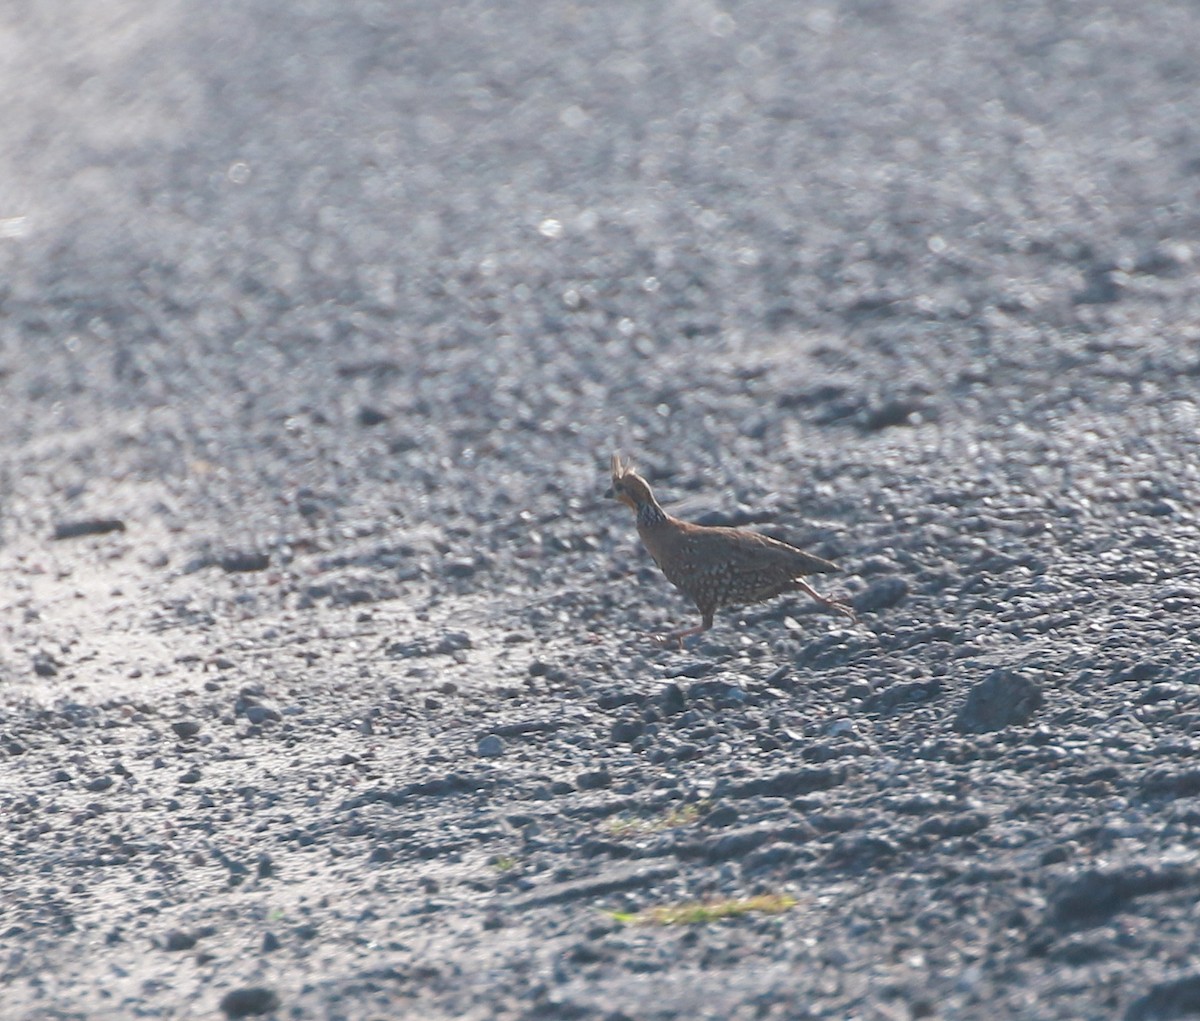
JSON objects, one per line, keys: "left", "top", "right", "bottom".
{"left": 606, "top": 454, "right": 856, "bottom": 646}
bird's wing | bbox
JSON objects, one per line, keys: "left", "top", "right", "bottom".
{"left": 684, "top": 527, "right": 839, "bottom": 577}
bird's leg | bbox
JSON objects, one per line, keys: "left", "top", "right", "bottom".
{"left": 650, "top": 613, "right": 713, "bottom": 649}
{"left": 792, "top": 579, "right": 859, "bottom": 623}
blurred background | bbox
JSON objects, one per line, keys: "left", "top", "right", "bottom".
{"left": 2, "top": 0, "right": 1198, "bottom": 566}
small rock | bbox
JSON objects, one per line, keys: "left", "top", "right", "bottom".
{"left": 261, "top": 931, "right": 281, "bottom": 953}
{"left": 853, "top": 577, "right": 909, "bottom": 614}
{"left": 219, "top": 986, "right": 280, "bottom": 1018}
{"left": 1050, "top": 864, "right": 1192, "bottom": 929}
{"left": 477, "top": 735, "right": 506, "bottom": 758}
{"left": 729, "top": 766, "right": 844, "bottom": 798}
{"left": 825, "top": 832, "right": 899, "bottom": 868}
{"left": 52, "top": 518, "right": 126, "bottom": 540}
{"left": 357, "top": 405, "right": 389, "bottom": 426}
{"left": 954, "top": 668, "right": 1043, "bottom": 733}
{"left": 576, "top": 770, "right": 612, "bottom": 791}
{"left": 388, "top": 631, "right": 473, "bottom": 658}
{"left": 864, "top": 679, "right": 941, "bottom": 714}
{"left": 596, "top": 688, "right": 642, "bottom": 711}
{"left": 244, "top": 704, "right": 280, "bottom": 726}
{"left": 845, "top": 679, "right": 874, "bottom": 700}
{"left": 655, "top": 683, "right": 686, "bottom": 715}
{"left": 164, "top": 930, "right": 197, "bottom": 952}
{"left": 444, "top": 557, "right": 479, "bottom": 578}
{"left": 610, "top": 718, "right": 644, "bottom": 743}
{"left": 859, "top": 396, "right": 924, "bottom": 432}
{"left": 85, "top": 775, "right": 114, "bottom": 792}
{"left": 218, "top": 550, "right": 271, "bottom": 573}
{"left": 1141, "top": 768, "right": 1200, "bottom": 800}
{"left": 172, "top": 720, "right": 202, "bottom": 739}
{"left": 179, "top": 767, "right": 202, "bottom": 784}
{"left": 434, "top": 631, "right": 472, "bottom": 654}
{"left": 701, "top": 804, "right": 739, "bottom": 828}
{"left": 1137, "top": 682, "right": 1185, "bottom": 705}
{"left": 916, "top": 811, "right": 990, "bottom": 839}
{"left": 1126, "top": 974, "right": 1200, "bottom": 1021}
{"left": 256, "top": 853, "right": 274, "bottom": 879}
{"left": 667, "top": 660, "right": 715, "bottom": 680}
{"left": 32, "top": 653, "right": 59, "bottom": 677}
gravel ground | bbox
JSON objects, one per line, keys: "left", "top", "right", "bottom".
{"left": 4, "top": 2, "right": 1200, "bottom": 1019}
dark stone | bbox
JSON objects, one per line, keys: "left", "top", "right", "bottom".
{"left": 916, "top": 811, "right": 990, "bottom": 839}
{"left": 859, "top": 397, "right": 923, "bottom": 431}
{"left": 218, "top": 550, "right": 271, "bottom": 573}
{"left": 1049, "top": 864, "right": 1196, "bottom": 929}
{"left": 164, "top": 930, "right": 197, "bottom": 951}
{"left": 219, "top": 986, "right": 281, "bottom": 1018}
{"left": 597, "top": 689, "right": 642, "bottom": 710}
{"left": 32, "top": 653, "right": 59, "bottom": 677}
{"left": 727, "top": 766, "right": 845, "bottom": 799}
{"left": 512, "top": 863, "right": 679, "bottom": 908}
{"left": 701, "top": 804, "right": 739, "bottom": 828}
{"left": 610, "top": 718, "right": 644, "bottom": 743}
{"left": 864, "top": 679, "right": 942, "bottom": 714}
{"left": 476, "top": 735, "right": 505, "bottom": 758}
{"left": 388, "top": 631, "right": 472, "bottom": 658}
{"left": 954, "top": 668, "right": 1043, "bottom": 733}
{"left": 357, "top": 405, "right": 390, "bottom": 426}
{"left": 1074, "top": 266, "right": 1121, "bottom": 304}
{"left": 491, "top": 719, "right": 561, "bottom": 739}
{"left": 1126, "top": 974, "right": 1200, "bottom": 1021}
{"left": 171, "top": 720, "right": 202, "bottom": 739}
{"left": 576, "top": 770, "right": 612, "bottom": 791}
{"left": 853, "top": 577, "right": 909, "bottom": 614}
{"left": 52, "top": 518, "right": 126, "bottom": 540}
{"left": 667, "top": 660, "right": 716, "bottom": 680}
{"left": 825, "top": 833, "right": 898, "bottom": 870}
{"left": 1142, "top": 769, "right": 1200, "bottom": 800}
{"left": 655, "top": 684, "right": 687, "bottom": 716}
{"left": 444, "top": 557, "right": 479, "bottom": 578}
{"left": 580, "top": 840, "right": 634, "bottom": 859}
{"left": 704, "top": 826, "right": 774, "bottom": 861}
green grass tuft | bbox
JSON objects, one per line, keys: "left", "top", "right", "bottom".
{"left": 609, "top": 893, "right": 797, "bottom": 926}
{"left": 603, "top": 801, "right": 709, "bottom": 838}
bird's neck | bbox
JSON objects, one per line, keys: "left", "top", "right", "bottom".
{"left": 635, "top": 498, "right": 667, "bottom": 529}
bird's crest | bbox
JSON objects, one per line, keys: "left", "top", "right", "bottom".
{"left": 610, "top": 452, "right": 635, "bottom": 486}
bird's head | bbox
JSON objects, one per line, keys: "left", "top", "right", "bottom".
{"left": 606, "top": 453, "right": 656, "bottom": 511}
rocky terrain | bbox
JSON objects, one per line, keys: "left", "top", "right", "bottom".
{"left": 3, "top": 1, "right": 1200, "bottom": 1018}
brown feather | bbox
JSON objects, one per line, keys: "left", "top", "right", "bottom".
{"left": 608, "top": 454, "right": 855, "bottom": 645}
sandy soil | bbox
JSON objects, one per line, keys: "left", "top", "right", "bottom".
{"left": 4, "top": 2, "right": 1200, "bottom": 1018}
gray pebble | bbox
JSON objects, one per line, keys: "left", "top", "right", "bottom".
{"left": 477, "top": 735, "right": 506, "bottom": 758}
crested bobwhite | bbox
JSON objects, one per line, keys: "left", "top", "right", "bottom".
{"left": 606, "top": 454, "right": 856, "bottom": 646}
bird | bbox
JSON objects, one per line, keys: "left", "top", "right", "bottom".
{"left": 606, "top": 454, "right": 857, "bottom": 647}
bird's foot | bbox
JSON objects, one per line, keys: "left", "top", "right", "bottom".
{"left": 649, "top": 623, "right": 707, "bottom": 649}
{"left": 793, "top": 579, "right": 859, "bottom": 624}
{"left": 824, "top": 597, "right": 859, "bottom": 625}
{"left": 649, "top": 632, "right": 685, "bottom": 650}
